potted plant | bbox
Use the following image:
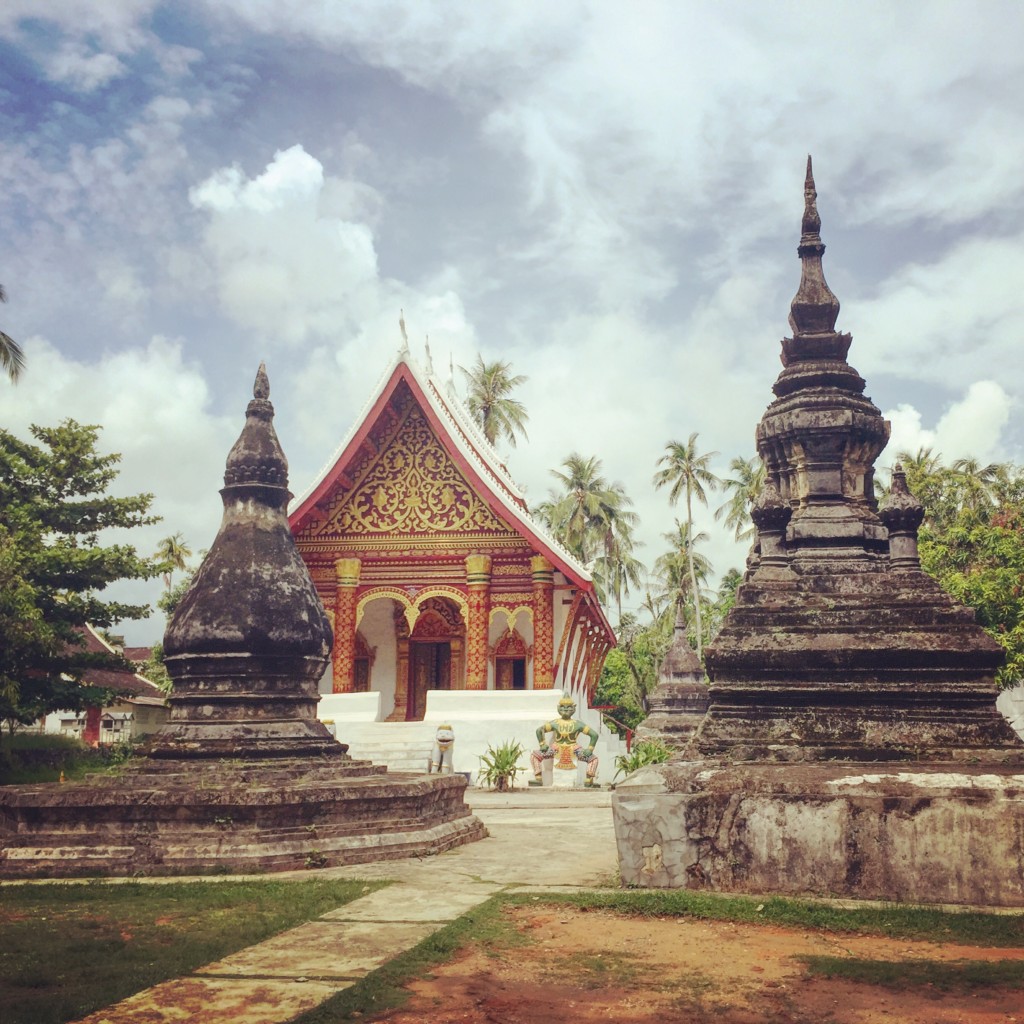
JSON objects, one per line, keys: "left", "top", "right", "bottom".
{"left": 478, "top": 739, "right": 526, "bottom": 791}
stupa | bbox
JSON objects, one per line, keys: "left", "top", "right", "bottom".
{"left": 613, "top": 159, "right": 1024, "bottom": 906}
{"left": 0, "top": 367, "right": 485, "bottom": 877}
{"left": 634, "top": 609, "right": 708, "bottom": 748}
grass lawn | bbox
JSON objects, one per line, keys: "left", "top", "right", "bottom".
{"left": 0, "top": 877, "right": 385, "bottom": 1024}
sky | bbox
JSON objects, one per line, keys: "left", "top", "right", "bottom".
{"left": 2, "top": 1, "right": 1024, "bottom": 645}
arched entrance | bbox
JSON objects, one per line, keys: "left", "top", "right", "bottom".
{"left": 396, "top": 597, "right": 466, "bottom": 720}
{"left": 493, "top": 626, "right": 529, "bottom": 690}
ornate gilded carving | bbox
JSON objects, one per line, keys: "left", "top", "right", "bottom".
{"left": 332, "top": 564, "right": 360, "bottom": 694}
{"left": 493, "top": 563, "right": 530, "bottom": 576}
{"left": 532, "top": 556, "right": 555, "bottom": 689}
{"left": 465, "top": 554, "right": 492, "bottom": 690}
{"left": 357, "top": 588, "right": 417, "bottom": 632}
{"left": 489, "top": 604, "right": 533, "bottom": 627}
{"left": 493, "top": 627, "right": 528, "bottom": 660}
{"left": 414, "top": 597, "right": 465, "bottom": 637}
{"left": 334, "top": 557, "right": 362, "bottom": 583}
{"left": 311, "top": 406, "right": 516, "bottom": 539}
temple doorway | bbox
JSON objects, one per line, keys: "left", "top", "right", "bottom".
{"left": 496, "top": 657, "right": 526, "bottom": 690}
{"left": 408, "top": 641, "right": 451, "bottom": 720}
{"left": 493, "top": 626, "right": 529, "bottom": 691}
{"left": 397, "top": 596, "right": 466, "bottom": 721}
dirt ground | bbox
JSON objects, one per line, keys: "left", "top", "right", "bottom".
{"left": 371, "top": 906, "right": 1024, "bottom": 1024}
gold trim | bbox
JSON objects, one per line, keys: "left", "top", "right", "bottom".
{"left": 489, "top": 605, "right": 533, "bottom": 627}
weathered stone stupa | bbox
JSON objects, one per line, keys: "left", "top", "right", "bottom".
{"left": 150, "top": 362, "right": 342, "bottom": 760}
{"left": 635, "top": 610, "right": 708, "bottom": 748}
{"left": 613, "top": 160, "right": 1024, "bottom": 906}
{"left": 698, "top": 157, "right": 1021, "bottom": 763}
{"left": 0, "top": 367, "right": 485, "bottom": 878}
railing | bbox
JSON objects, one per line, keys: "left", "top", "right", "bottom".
{"left": 592, "top": 704, "right": 633, "bottom": 752}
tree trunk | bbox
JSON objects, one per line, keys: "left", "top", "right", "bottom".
{"left": 686, "top": 487, "right": 703, "bottom": 663}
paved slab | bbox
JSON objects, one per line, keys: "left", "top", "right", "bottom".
{"left": 71, "top": 787, "right": 618, "bottom": 1024}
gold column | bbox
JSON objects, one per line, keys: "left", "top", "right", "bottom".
{"left": 331, "top": 557, "right": 361, "bottom": 693}
{"left": 531, "top": 555, "right": 555, "bottom": 688}
{"left": 465, "top": 554, "right": 492, "bottom": 690}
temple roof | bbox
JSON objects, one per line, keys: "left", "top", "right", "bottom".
{"left": 79, "top": 625, "right": 165, "bottom": 701}
{"left": 289, "top": 349, "right": 603, "bottom": 596}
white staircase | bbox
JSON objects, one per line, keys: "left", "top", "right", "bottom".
{"left": 335, "top": 721, "right": 436, "bottom": 774}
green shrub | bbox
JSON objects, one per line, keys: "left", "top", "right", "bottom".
{"left": 613, "top": 738, "right": 672, "bottom": 781}
{"left": 0, "top": 734, "right": 106, "bottom": 784}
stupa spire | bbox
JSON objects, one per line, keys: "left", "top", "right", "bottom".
{"left": 788, "top": 155, "right": 841, "bottom": 339}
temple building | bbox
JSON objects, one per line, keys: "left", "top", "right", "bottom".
{"left": 289, "top": 350, "right": 615, "bottom": 722}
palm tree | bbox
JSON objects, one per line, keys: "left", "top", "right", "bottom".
{"left": 542, "top": 453, "right": 642, "bottom": 617}
{"left": 897, "top": 446, "right": 943, "bottom": 478}
{"left": 459, "top": 355, "right": 529, "bottom": 448}
{"left": 715, "top": 455, "right": 766, "bottom": 541}
{"left": 155, "top": 533, "right": 192, "bottom": 591}
{"left": 592, "top": 533, "right": 646, "bottom": 622}
{"left": 652, "top": 523, "right": 712, "bottom": 627}
{"left": 951, "top": 456, "right": 1006, "bottom": 512}
{"left": 0, "top": 285, "right": 25, "bottom": 384}
{"left": 653, "top": 432, "right": 720, "bottom": 662}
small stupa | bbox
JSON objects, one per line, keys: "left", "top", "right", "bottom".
{"left": 0, "top": 367, "right": 485, "bottom": 877}
{"left": 634, "top": 609, "right": 708, "bottom": 747}
{"left": 613, "top": 159, "right": 1024, "bottom": 906}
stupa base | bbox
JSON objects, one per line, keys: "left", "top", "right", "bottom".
{"left": 613, "top": 759, "right": 1024, "bottom": 906}
{"left": 0, "top": 756, "right": 486, "bottom": 879}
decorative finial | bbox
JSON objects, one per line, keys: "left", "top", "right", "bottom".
{"left": 447, "top": 352, "right": 456, "bottom": 395}
{"left": 254, "top": 362, "right": 270, "bottom": 400}
{"left": 800, "top": 155, "right": 821, "bottom": 242}
{"left": 750, "top": 478, "right": 792, "bottom": 535}
{"left": 879, "top": 463, "right": 925, "bottom": 571}
{"left": 788, "top": 155, "right": 841, "bottom": 337}
{"left": 398, "top": 309, "right": 410, "bottom": 357}
{"left": 424, "top": 334, "right": 434, "bottom": 374}
{"left": 224, "top": 365, "right": 288, "bottom": 489}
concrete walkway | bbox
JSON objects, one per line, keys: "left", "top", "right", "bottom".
{"left": 76, "top": 788, "right": 618, "bottom": 1024}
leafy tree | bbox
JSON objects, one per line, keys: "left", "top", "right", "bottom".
{"left": 653, "top": 432, "right": 720, "bottom": 662}
{"left": 0, "top": 284, "right": 25, "bottom": 384}
{"left": 889, "top": 454, "right": 1024, "bottom": 686}
{"left": 594, "top": 612, "right": 673, "bottom": 730}
{"left": 459, "top": 355, "right": 529, "bottom": 448}
{"left": 0, "top": 420, "right": 162, "bottom": 727}
{"left": 141, "top": 642, "right": 172, "bottom": 696}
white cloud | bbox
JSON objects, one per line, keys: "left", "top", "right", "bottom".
{"left": 189, "top": 146, "right": 385, "bottom": 346}
{"left": 42, "top": 43, "right": 127, "bottom": 91}
{"left": 881, "top": 381, "right": 1013, "bottom": 470}
{"left": 849, "top": 235, "right": 1024, "bottom": 390}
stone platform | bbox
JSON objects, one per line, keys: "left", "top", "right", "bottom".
{"left": 613, "top": 759, "right": 1024, "bottom": 906}
{"left": 0, "top": 756, "right": 485, "bottom": 879}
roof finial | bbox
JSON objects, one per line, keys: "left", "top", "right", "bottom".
{"left": 254, "top": 361, "right": 270, "bottom": 400}
{"left": 398, "top": 309, "right": 410, "bottom": 358}
{"left": 424, "top": 334, "right": 434, "bottom": 374}
{"left": 788, "top": 154, "right": 841, "bottom": 338}
{"left": 447, "top": 352, "right": 456, "bottom": 395}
